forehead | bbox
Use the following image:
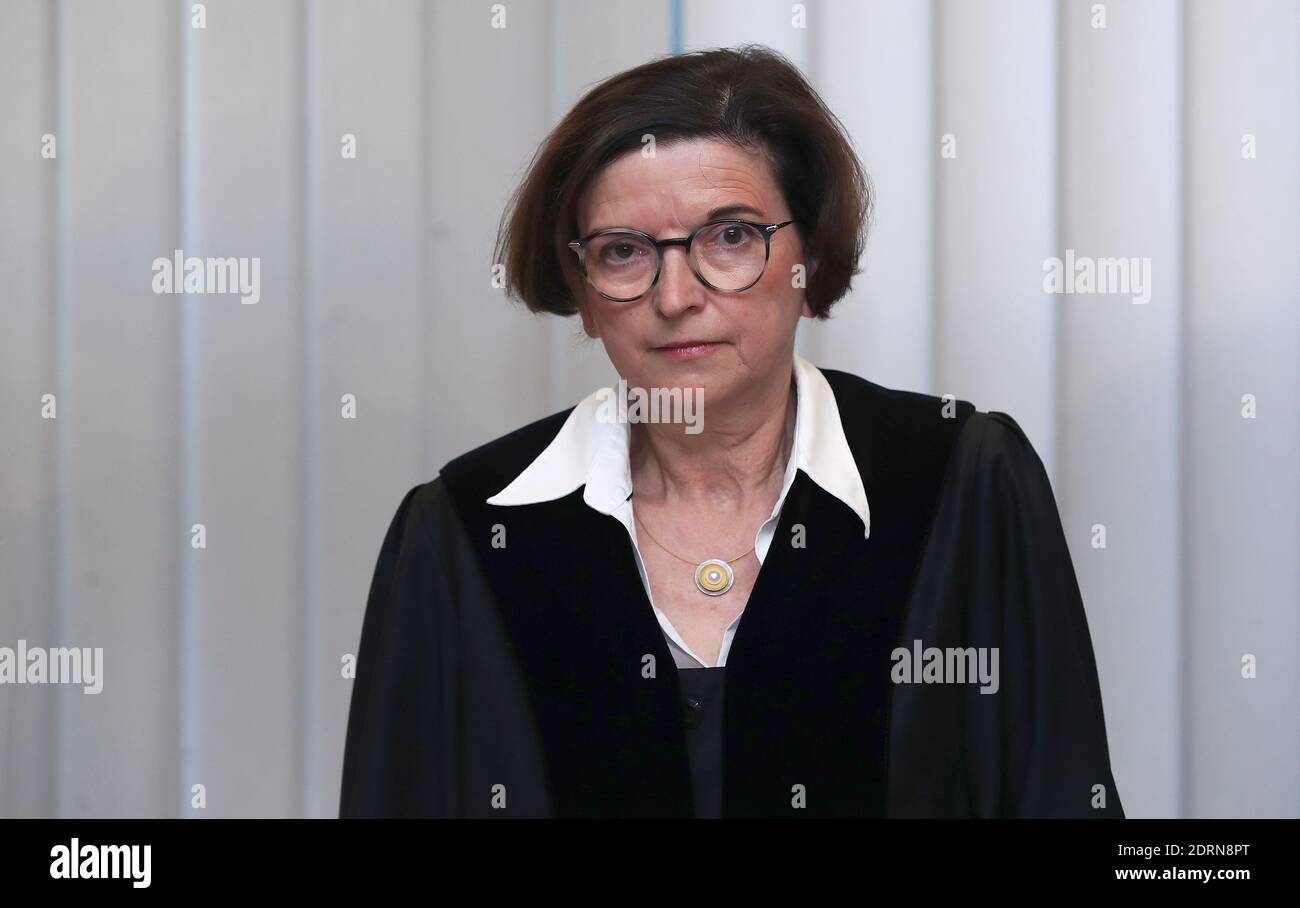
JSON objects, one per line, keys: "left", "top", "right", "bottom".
{"left": 578, "top": 138, "right": 779, "bottom": 234}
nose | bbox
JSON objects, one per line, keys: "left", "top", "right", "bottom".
{"left": 650, "top": 244, "right": 707, "bottom": 318}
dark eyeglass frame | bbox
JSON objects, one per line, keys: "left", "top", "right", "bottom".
{"left": 567, "top": 218, "right": 795, "bottom": 302}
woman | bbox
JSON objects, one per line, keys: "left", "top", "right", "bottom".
{"left": 340, "top": 44, "right": 1124, "bottom": 819}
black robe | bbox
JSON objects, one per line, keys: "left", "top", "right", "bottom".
{"left": 339, "top": 368, "right": 1125, "bottom": 818}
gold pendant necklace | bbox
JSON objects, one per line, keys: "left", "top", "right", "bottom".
{"left": 632, "top": 507, "right": 753, "bottom": 597}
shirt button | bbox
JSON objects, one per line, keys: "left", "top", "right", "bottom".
{"left": 683, "top": 696, "right": 705, "bottom": 730}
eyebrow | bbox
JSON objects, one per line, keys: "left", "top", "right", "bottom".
{"left": 585, "top": 204, "right": 769, "bottom": 235}
{"left": 704, "top": 204, "right": 767, "bottom": 221}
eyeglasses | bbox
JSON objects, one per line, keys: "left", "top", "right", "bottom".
{"left": 568, "top": 218, "right": 794, "bottom": 303}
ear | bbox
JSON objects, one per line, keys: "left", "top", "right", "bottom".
{"left": 800, "top": 257, "right": 819, "bottom": 318}
{"left": 578, "top": 300, "right": 600, "bottom": 339}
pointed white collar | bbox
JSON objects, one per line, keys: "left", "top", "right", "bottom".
{"left": 486, "top": 352, "right": 870, "bottom": 539}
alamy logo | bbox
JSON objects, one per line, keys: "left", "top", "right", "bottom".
{"left": 50, "top": 839, "right": 151, "bottom": 888}
{"left": 1042, "top": 249, "right": 1152, "bottom": 304}
{"left": 595, "top": 380, "right": 704, "bottom": 434}
{"left": 0, "top": 640, "right": 103, "bottom": 694}
{"left": 151, "top": 249, "right": 261, "bottom": 304}
{"left": 890, "top": 639, "right": 999, "bottom": 694}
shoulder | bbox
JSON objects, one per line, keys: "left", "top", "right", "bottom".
{"left": 819, "top": 366, "right": 976, "bottom": 442}
{"left": 816, "top": 366, "right": 979, "bottom": 486}
{"left": 820, "top": 366, "right": 1042, "bottom": 466}
{"left": 370, "top": 406, "right": 573, "bottom": 548}
{"left": 972, "top": 410, "right": 1044, "bottom": 464}
{"left": 915, "top": 399, "right": 1058, "bottom": 528}
{"left": 815, "top": 366, "right": 1052, "bottom": 514}
{"left": 947, "top": 405, "right": 1046, "bottom": 479}
{"left": 959, "top": 409, "right": 1056, "bottom": 505}
{"left": 436, "top": 405, "right": 575, "bottom": 510}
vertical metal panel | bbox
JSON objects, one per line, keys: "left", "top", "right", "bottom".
{"left": 0, "top": 0, "right": 59, "bottom": 818}
{"left": 183, "top": 0, "right": 304, "bottom": 817}
{"left": 1184, "top": 0, "right": 1300, "bottom": 818}
{"left": 1058, "top": 0, "right": 1183, "bottom": 818}
{"left": 681, "top": 0, "right": 809, "bottom": 63}
{"left": 425, "top": 0, "right": 553, "bottom": 468}
{"left": 307, "top": 0, "right": 425, "bottom": 818}
{"left": 934, "top": 0, "right": 1058, "bottom": 476}
{"left": 41, "top": 0, "right": 182, "bottom": 817}
{"left": 811, "top": 0, "right": 934, "bottom": 392}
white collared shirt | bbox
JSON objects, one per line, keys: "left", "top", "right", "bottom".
{"left": 486, "top": 353, "right": 870, "bottom": 668}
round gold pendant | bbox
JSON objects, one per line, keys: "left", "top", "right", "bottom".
{"left": 695, "top": 559, "right": 734, "bottom": 596}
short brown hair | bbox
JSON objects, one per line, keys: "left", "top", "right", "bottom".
{"left": 493, "top": 44, "right": 872, "bottom": 320}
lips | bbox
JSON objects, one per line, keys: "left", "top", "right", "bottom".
{"left": 655, "top": 340, "right": 717, "bottom": 350}
{"left": 652, "top": 340, "right": 722, "bottom": 360}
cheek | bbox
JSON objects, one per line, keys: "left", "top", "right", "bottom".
{"left": 589, "top": 299, "right": 646, "bottom": 351}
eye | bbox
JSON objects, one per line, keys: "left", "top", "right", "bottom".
{"left": 592, "top": 234, "right": 653, "bottom": 267}
{"left": 716, "top": 225, "right": 748, "bottom": 246}
{"left": 608, "top": 242, "right": 638, "bottom": 261}
{"left": 699, "top": 222, "right": 758, "bottom": 254}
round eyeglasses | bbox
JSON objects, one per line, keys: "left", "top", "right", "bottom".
{"left": 568, "top": 218, "right": 794, "bottom": 303}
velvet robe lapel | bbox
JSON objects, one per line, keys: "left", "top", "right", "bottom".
{"left": 721, "top": 468, "right": 892, "bottom": 817}
{"left": 446, "top": 486, "right": 695, "bottom": 817}
{"left": 722, "top": 397, "right": 967, "bottom": 816}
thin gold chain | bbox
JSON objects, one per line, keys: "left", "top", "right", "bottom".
{"left": 631, "top": 506, "right": 754, "bottom": 566}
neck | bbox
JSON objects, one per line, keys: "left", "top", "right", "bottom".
{"left": 629, "top": 362, "right": 797, "bottom": 512}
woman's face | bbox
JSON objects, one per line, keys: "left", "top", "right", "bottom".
{"left": 575, "top": 137, "right": 813, "bottom": 412}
